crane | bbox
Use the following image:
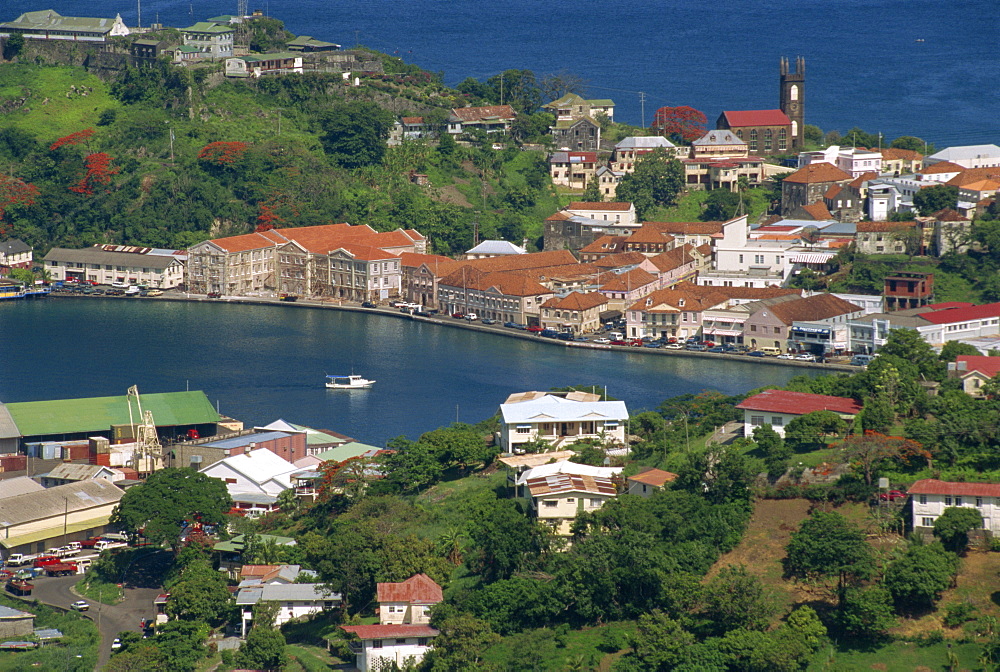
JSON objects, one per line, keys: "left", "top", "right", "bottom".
{"left": 126, "top": 385, "right": 162, "bottom": 474}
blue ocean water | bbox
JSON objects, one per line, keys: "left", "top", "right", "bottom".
{"left": 3, "top": 0, "right": 998, "bottom": 146}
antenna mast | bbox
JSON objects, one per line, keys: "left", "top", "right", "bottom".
{"left": 127, "top": 385, "right": 162, "bottom": 475}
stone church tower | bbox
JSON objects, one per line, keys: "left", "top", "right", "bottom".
{"left": 779, "top": 56, "right": 805, "bottom": 149}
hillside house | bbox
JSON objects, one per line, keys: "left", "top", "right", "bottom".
{"left": 0, "top": 9, "right": 129, "bottom": 42}
{"left": 716, "top": 110, "right": 792, "bottom": 154}
{"left": 498, "top": 393, "right": 629, "bottom": 453}
{"left": 237, "top": 584, "right": 340, "bottom": 637}
{"left": 447, "top": 105, "right": 516, "bottom": 136}
{"left": 735, "top": 389, "right": 861, "bottom": 437}
{"left": 340, "top": 624, "right": 439, "bottom": 672}
{"left": 549, "top": 151, "right": 598, "bottom": 189}
{"left": 180, "top": 21, "right": 234, "bottom": 59}
{"left": 551, "top": 116, "right": 601, "bottom": 152}
{"left": 627, "top": 468, "right": 677, "bottom": 497}
{"left": 948, "top": 356, "right": 1000, "bottom": 397}
{"left": 526, "top": 471, "right": 618, "bottom": 535}
{"left": 377, "top": 574, "right": 442, "bottom": 625}
{"left": 542, "top": 93, "right": 615, "bottom": 123}
{"left": 0, "top": 239, "right": 32, "bottom": 271}
{"left": 909, "top": 479, "right": 1000, "bottom": 538}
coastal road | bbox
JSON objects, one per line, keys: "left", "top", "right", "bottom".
{"left": 29, "top": 550, "right": 170, "bottom": 671}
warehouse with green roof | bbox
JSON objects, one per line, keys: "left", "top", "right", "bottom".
{"left": 0, "top": 390, "right": 222, "bottom": 451}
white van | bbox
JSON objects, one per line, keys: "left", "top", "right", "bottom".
{"left": 851, "top": 354, "right": 876, "bottom": 367}
{"left": 609, "top": 331, "right": 624, "bottom": 341}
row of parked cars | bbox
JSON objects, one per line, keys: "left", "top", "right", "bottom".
{"left": 52, "top": 284, "right": 163, "bottom": 297}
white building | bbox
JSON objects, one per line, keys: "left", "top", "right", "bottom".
{"left": 464, "top": 240, "right": 526, "bottom": 260}
{"left": 340, "top": 624, "right": 439, "bottom": 672}
{"left": 43, "top": 246, "right": 186, "bottom": 288}
{"left": 526, "top": 470, "right": 618, "bottom": 535}
{"left": 925, "top": 144, "right": 1000, "bottom": 170}
{"left": 236, "top": 583, "right": 340, "bottom": 637}
{"left": 199, "top": 448, "right": 298, "bottom": 517}
{"left": 376, "top": 574, "right": 442, "bottom": 626}
{"left": 797, "top": 145, "right": 882, "bottom": 177}
{"left": 498, "top": 393, "right": 629, "bottom": 453}
{"left": 909, "top": 479, "right": 1000, "bottom": 536}
{"left": 626, "top": 468, "right": 677, "bottom": 498}
{"left": 735, "top": 389, "right": 861, "bottom": 437}
{"left": 563, "top": 202, "right": 638, "bottom": 227}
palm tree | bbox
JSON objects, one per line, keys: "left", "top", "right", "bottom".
{"left": 438, "top": 526, "right": 466, "bottom": 565}
{"left": 736, "top": 175, "right": 750, "bottom": 217}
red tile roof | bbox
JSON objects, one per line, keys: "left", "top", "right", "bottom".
{"left": 579, "top": 235, "right": 628, "bottom": 255}
{"left": 597, "top": 269, "right": 657, "bottom": 292}
{"left": 398, "top": 252, "right": 453, "bottom": 268}
{"left": 857, "top": 221, "right": 917, "bottom": 233}
{"left": 908, "top": 479, "right": 1000, "bottom": 498}
{"left": 542, "top": 291, "right": 609, "bottom": 311}
{"left": 955, "top": 355, "right": 1000, "bottom": 379}
{"left": 210, "top": 230, "right": 285, "bottom": 253}
{"left": 624, "top": 224, "right": 677, "bottom": 245}
{"left": 881, "top": 147, "right": 923, "bottom": 161}
{"left": 783, "top": 163, "right": 853, "bottom": 184}
{"left": 341, "top": 624, "right": 439, "bottom": 640}
{"left": 736, "top": 389, "right": 862, "bottom": 416}
{"left": 592, "top": 251, "right": 649, "bottom": 269}
{"left": 627, "top": 468, "right": 677, "bottom": 487}
{"left": 801, "top": 202, "right": 834, "bottom": 220}
{"left": 920, "top": 161, "right": 965, "bottom": 174}
{"left": 376, "top": 574, "right": 443, "bottom": 605}
{"left": 919, "top": 301, "right": 1000, "bottom": 325}
{"left": 648, "top": 245, "right": 695, "bottom": 272}
{"left": 932, "top": 209, "right": 969, "bottom": 222}
{"left": 401, "top": 116, "right": 424, "bottom": 124}
{"left": 849, "top": 172, "right": 879, "bottom": 188}
{"left": 762, "top": 294, "right": 863, "bottom": 325}
{"left": 720, "top": 109, "right": 792, "bottom": 127}
{"left": 567, "top": 201, "right": 634, "bottom": 211}
{"left": 640, "top": 221, "right": 724, "bottom": 236}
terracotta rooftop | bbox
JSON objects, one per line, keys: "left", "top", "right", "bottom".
{"left": 624, "top": 224, "right": 677, "bottom": 245}
{"left": 450, "top": 105, "right": 516, "bottom": 122}
{"left": 627, "top": 286, "right": 730, "bottom": 314}
{"left": 627, "top": 467, "right": 677, "bottom": 487}
{"left": 849, "top": 171, "right": 879, "bottom": 188}
{"left": 932, "top": 209, "right": 969, "bottom": 222}
{"left": 801, "top": 202, "right": 834, "bottom": 220}
{"left": 579, "top": 235, "right": 628, "bottom": 255}
{"left": 761, "top": 293, "right": 863, "bottom": 324}
{"left": 397, "top": 252, "right": 453, "bottom": 268}
{"left": 438, "top": 267, "right": 551, "bottom": 297}
{"left": 736, "top": 389, "right": 862, "bottom": 416}
{"left": 647, "top": 244, "right": 695, "bottom": 272}
{"left": 542, "top": 291, "right": 609, "bottom": 311}
{"left": 857, "top": 221, "right": 917, "bottom": 233}
{"left": 592, "top": 251, "right": 649, "bottom": 269}
{"left": 946, "top": 167, "right": 1000, "bottom": 188}
{"left": 597, "top": 268, "right": 657, "bottom": 292}
{"left": 881, "top": 147, "right": 923, "bottom": 161}
{"left": 640, "top": 221, "right": 724, "bottom": 236}
{"left": 920, "top": 160, "right": 965, "bottom": 174}
{"left": 783, "top": 163, "right": 853, "bottom": 184}
{"left": 955, "top": 356, "right": 1000, "bottom": 379}
{"left": 376, "top": 574, "right": 443, "bottom": 605}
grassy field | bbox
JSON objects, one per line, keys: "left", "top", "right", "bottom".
{"left": 0, "top": 64, "right": 119, "bottom": 141}
{"left": 408, "top": 469, "right": 507, "bottom": 539}
{"left": 481, "top": 621, "right": 636, "bottom": 672}
{"left": 807, "top": 640, "right": 982, "bottom": 671}
{"left": 74, "top": 576, "right": 124, "bottom": 605}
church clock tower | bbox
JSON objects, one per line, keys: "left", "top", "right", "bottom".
{"left": 780, "top": 56, "right": 805, "bottom": 149}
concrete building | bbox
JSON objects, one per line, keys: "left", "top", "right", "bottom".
{"left": 43, "top": 246, "right": 185, "bottom": 288}
{"left": 237, "top": 583, "right": 341, "bottom": 637}
{"left": 925, "top": 144, "right": 1000, "bottom": 170}
{"left": 0, "top": 9, "right": 129, "bottom": 42}
{"left": 0, "top": 239, "right": 32, "bottom": 271}
{"left": 180, "top": 21, "right": 234, "bottom": 59}
{"left": 340, "top": 624, "right": 438, "bottom": 672}
{"left": 626, "top": 468, "right": 677, "bottom": 498}
{"left": 909, "top": 479, "right": 1000, "bottom": 538}
{"left": 735, "top": 389, "right": 861, "bottom": 437}
{"left": 225, "top": 52, "right": 303, "bottom": 78}
{"left": 498, "top": 393, "right": 629, "bottom": 453}
{"left": 540, "top": 291, "right": 608, "bottom": 334}
{"left": 199, "top": 448, "right": 299, "bottom": 518}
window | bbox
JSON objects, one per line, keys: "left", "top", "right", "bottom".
{"left": 977, "top": 497, "right": 983, "bottom": 507}
{"left": 922, "top": 517, "right": 934, "bottom": 527}
{"left": 515, "top": 425, "right": 531, "bottom": 434}
{"left": 750, "top": 415, "right": 765, "bottom": 426}
{"left": 418, "top": 638, "right": 429, "bottom": 646}
{"left": 945, "top": 496, "right": 952, "bottom": 506}
{"left": 396, "top": 638, "right": 407, "bottom": 645}
{"left": 372, "top": 640, "right": 383, "bottom": 649}
{"left": 956, "top": 497, "right": 963, "bottom": 506}
{"left": 919, "top": 495, "right": 927, "bottom": 505}
{"left": 543, "top": 500, "right": 558, "bottom": 508}
{"left": 590, "top": 498, "right": 602, "bottom": 507}
{"left": 771, "top": 416, "right": 783, "bottom": 426}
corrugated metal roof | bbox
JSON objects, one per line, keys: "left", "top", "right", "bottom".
{"left": 201, "top": 431, "right": 292, "bottom": 450}
{"left": 527, "top": 472, "right": 617, "bottom": 497}
{"left": 500, "top": 395, "right": 629, "bottom": 425}
{"left": 0, "top": 477, "right": 44, "bottom": 498}
{"left": 42, "top": 247, "right": 181, "bottom": 269}
{"left": 0, "top": 479, "right": 124, "bottom": 528}
{"left": 5, "top": 391, "right": 220, "bottom": 437}
{"left": 235, "top": 583, "right": 339, "bottom": 605}
{"left": 0, "top": 404, "right": 20, "bottom": 440}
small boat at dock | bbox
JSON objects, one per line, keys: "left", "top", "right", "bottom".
{"left": 325, "top": 374, "right": 375, "bottom": 389}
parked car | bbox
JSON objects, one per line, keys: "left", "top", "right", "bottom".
{"left": 540, "top": 329, "right": 561, "bottom": 338}
{"left": 361, "top": 301, "right": 376, "bottom": 308}
{"left": 686, "top": 343, "right": 707, "bottom": 351}
{"left": 593, "top": 337, "right": 611, "bottom": 344}
{"left": 465, "top": 313, "right": 479, "bottom": 321}
{"left": 112, "top": 638, "right": 122, "bottom": 650}
{"left": 609, "top": 339, "right": 630, "bottom": 346}
{"left": 795, "top": 353, "right": 817, "bottom": 362}
{"left": 746, "top": 351, "right": 767, "bottom": 357}
{"left": 451, "top": 312, "right": 466, "bottom": 319}
{"left": 777, "top": 353, "right": 795, "bottom": 360}
{"left": 628, "top": 339, "right": 644, "bottom": 347}
{"left": 481, "top": 318, "right": 496, "bottom": 325}
{"left": 700, "top": 341, "right": 715, "bottom": 348}
{"left": 146, "top": 289, "right": 163, "bottom": 297}
{"left": 71, "top": 601, "right": 90, "bottom": 612}
{"left": 707, "top": 346, "right": 726, "bottom": 353}
{"left": 526, "top": 326, "right": 544, "bottom": 333}
{"left": 206, "top": 291, "right": 222, "bottom": 298}
{"left": 643, "top": 342, "right": 662, "bottom": 349}
{"left": 879, "top": 489, "right": 906, "bottom": 501}
{"left": 666, "top": 338, "right": 678, "bottom": 344}
{"left": 664, "top": 343, "right": 683, "bottom": 350}
{"left": 504, "top": 321, "right": 526, "bottom": 330}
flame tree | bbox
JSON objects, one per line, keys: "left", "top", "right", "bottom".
{"left": 651, "top": 106, "right": 707, "bottom": 143}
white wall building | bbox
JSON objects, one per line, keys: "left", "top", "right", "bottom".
{"left": 43, "top": 246, "right": 186, "bottom": 288}
{"left": 925, "top": 144, "right": 1000, "bottom": 170}
{"left": 797, "top": 145, "right": 882, "bottom": 177}
{"left": 341, "top": 625, "right": 438, "bottom": 672}
{"left": 236, "top": 584, "right": 340, "bottom": 637}
{"left": 735, "top": 389, "right": 862, "bottom": 437}
{"left": 909, "top": 479, "right": 1000, "bottom": 536}
{"left": 498, "top": 394, "right": 629, "bottom": 452}
{"left": 199, "top": 448, "right": 298, "bottom": 517}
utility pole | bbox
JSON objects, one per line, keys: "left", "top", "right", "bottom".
{"left": 500, "top": 73, "right": 504, "bottom": 106}
{"left": 639, "top": 91, "right": 646, "bottom": 128}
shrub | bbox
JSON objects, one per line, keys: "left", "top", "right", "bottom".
{"left": 943, "top": 602, "right": 978, "bottom": 628}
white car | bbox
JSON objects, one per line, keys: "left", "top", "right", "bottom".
{"left": 71, "top": 600, "right": 90, "bottom": 612}
{"left": 465, "top": 313, "right": 478, "bottom": 321}
{"left": 776, "top": 353, "right": 795, "bottom": 360}
{"left": 593, "top": 337, "right": 611, "bottom": 344}
{"left": 112, "top": 638, "right": 122, "bottom": 650}
{"left": 664, "top": 343, "right": 684, "bottom": 350}
{"left": 795, "top": 353, "right": 816, "bottom": 362}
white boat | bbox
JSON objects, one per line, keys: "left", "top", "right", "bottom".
{"left": 325, "top": 374, "right": 375, "bottom": 389}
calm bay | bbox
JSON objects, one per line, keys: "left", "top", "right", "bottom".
{"left": 0, "top": 299, "right": 813, "bottom": 445}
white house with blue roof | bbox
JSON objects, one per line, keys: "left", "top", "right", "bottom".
{"left": 498, "top": 392, "right": 629, "bottom": 453}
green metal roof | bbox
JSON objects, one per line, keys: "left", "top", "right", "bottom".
{"left": 182, "top": 22, "right": 233, "bottom": 34}
{"left": 214, "top": 533, "right": 295, "bottom": 553}
{"left": 288, "top": 423, "right": 352, "bottom": 447}
{"left": 5, "top": 391, "right": 221, "bottom": 437}
{"left": 315, "top": 441, "right": 380, "bottom": 463}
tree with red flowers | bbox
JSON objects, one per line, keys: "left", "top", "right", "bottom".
{"left": 198, "top": 141, "right": 250, "bottom": 166}
{"left": 69, "top": 152, "right": 119, "bottom": 195}
{"left": 839, "top": 431, "right": 930, "bottom": 487}
{"left": 49, "top": 128, "right": 95, "bottom": 151}
{"left": 651, "top": 106, "right": 708, "bottom": 143}
{"left": 0, "top": 175, "right": 40, "bottom": 222}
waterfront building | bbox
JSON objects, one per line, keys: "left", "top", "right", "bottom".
{"left": 744, "top": 293, "right": 863, "bottom": 354}
{"left": 43, "top": 245, "right": 185, "bottom": 288}
{"left": 0, "top": 9, "right": 129, "bottom": 42}
{"left": 437, "top": 267, "right": 552, "bottom": 325}
{"left": 0, "top": 239, "right": 32, "bottom": 271}
{"left": 542, "top": 93, "right": 615, "bottom": 123}
{"left": 539, "top": 291, "right": 608, "bottom": 334}
{"left": 925, "top": 144, "right": 1000, "bottom": 170}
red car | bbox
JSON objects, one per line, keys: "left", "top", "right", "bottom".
{"left": 628, "top": 339, "right": 643, "bottom": 347}
{"left": 526, "top": 326, "right": 544, "bottom": 333}
{"left": 451, "top": 312, "right": 465, "bottom": 319}
{"left": 701, "top": 341, "right": 715, "bottom": 348}
{"left": 879, "top": 490, "right": 906, "bottom": 501}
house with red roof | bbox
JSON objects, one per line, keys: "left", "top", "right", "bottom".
{"left": 549, "top": 151, "right": 598, "bottom": 189}
{"left": 914, "top": 301, "right": 1000, "bottom": 346}
{"left": 377, "top": 574, "right": 443, "bottom": 625}
{"left": 540, "top": 291, "right": 609, "bottom": 334}
{"left": 909, "top": 479, "right": 999, "bottom": 536}
{"left": 446, "top": 104, "right": 516, "bottom": 136}
{"left": 627, "top": 468, "right": 677, "bottom": 498}
{"left": 948, "top": 355, "right": 1000, "bottom": 397}
{"left": 735, "top": 389, "right": 862, "bottom": 437}
{"left": 716, "top": 109, "right": 792, "bottom": 155}
{"left": 781, "top": 164, "right": 853, "bottom": 217}
{"left": 340, "top": 623, "right": 439, "bottom": 672}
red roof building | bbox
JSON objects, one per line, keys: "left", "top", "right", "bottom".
{"left": 377, "top": 574, "right": 443, "bottom": 613}
{"left": 736, "top": 389, "right": 861, "bottom": 437}
{"left": 716, "top": 109, "right": 793, "bottom": 155}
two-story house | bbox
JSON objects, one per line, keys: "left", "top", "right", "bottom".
{"left": 447, "top": 105, "right": 517, "bottom": 136}
{"left": 542, "top": 93, "right": 615, "bottom": 123}
{"left": 180, "top": 21, "right": 234, "bottom": 59}
{"left": 0, "top": 239, "right": 32, "bottom": 271}
{"left": 498, "top": 393, "right": 629, "bottom": 453}
{"left": 237, "top": 583, "right": 340, "bottom": 637}
{"left": 549, "top": 151, "right": 598, "bottom": 189}
{"left": 376, "top": 574, "right": 443, "bottom": 626}
{"left": 526, "top": 471, "right": 618, "bottom": 535}
{"left": 909, "top": 479, "right": 1000, "bottom": 537}
{"left": 948, "top": 356, "right": 1000, "bottom": 397}
{"left": 540, "top": 291, "right": 609, "bottom": 334}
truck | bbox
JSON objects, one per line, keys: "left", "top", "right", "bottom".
{"left": 3, "top": 554, "right": 36, "bottom": 567}
{"left": 43, "top": 562, "right": 78, "bottom": 577}
{"left": 93, "top": 540, "right": 128, "bottom": 552}
{"left": 33, "top": 555, "right": 62, "bottom": 568}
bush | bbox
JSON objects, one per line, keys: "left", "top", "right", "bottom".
{"left": 599, "top": 626, "right": 630, "bottom": 653}
{"left": 943, "top": 602, "right": 978, "bottom": 628}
